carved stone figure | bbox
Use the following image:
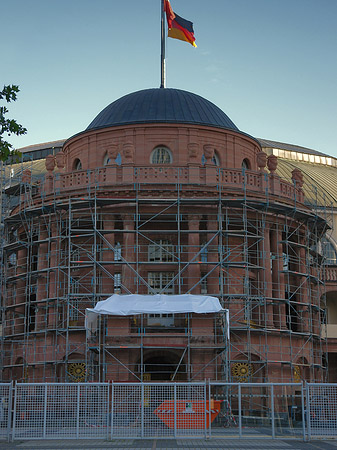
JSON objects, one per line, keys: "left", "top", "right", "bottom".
{"left": 257, "top": 151, "right": 267, "bottom": 170}
{"left": 45, "top": 155, "right": 55, "bottom": 172}
{"left": 55, "top": 152, "right": 65, "bottom": 169}
{"left": 107, "top": 144, "right": 119, "bottom": 160}
{"left": 188, "top": 143, "right": 199, "bottom": 160}
{"left": 267, "top": 154, "right": 278, "bottom": 174}
{"left": 291, "top": 168, "right": 304, "bottom": 188}
{"left": 123, "top": 142, "right": 134, "bottom": 161}
{"left": 203, "top": 144, "right": 214, "bottom": 163}
{"left": 21, "top": 169, "right": 31, "bottom": 184}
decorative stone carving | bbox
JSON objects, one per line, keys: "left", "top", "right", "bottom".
{"left": 188, "top": 142, "right": 199, "bottom": 160}
{"left": 291, "top": 168, "right": 304, "bottom": 188}
{"left": 45, "top": 155, "right": 55, "bottom": 172}
{"left": 107, "top": 144, "right": 119, "bottom": 160}
{"left": 267, "top": 154, "right": 278, "bottom": 174}
{"left": 123, "top": 142, "right": 134, "bottom": 161}
{"left": 21, "top": 169, "right": 31, "bottom": 184}
{"left": 97, "top": 141, "right": 119, "bottom": 160}
{"left": 55, "top": 152, "right": 65, "bottom": 169}
{"left": 203, "top": 144, "right": 214, "bottom": 163}
{"left": 257, "top": 151, "right": 267, "bottom": 171}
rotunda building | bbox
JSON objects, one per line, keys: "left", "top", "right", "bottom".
{"left": 1, "top": 88, "right": 328, "bottom": 383}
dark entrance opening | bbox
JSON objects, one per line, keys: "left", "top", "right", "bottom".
{"left": 141, "top": 351, "right": 186, "bottom": 381}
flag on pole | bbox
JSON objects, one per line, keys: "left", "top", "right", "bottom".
{"left": 164, "top": 0, "right": 197, "bottom": 48}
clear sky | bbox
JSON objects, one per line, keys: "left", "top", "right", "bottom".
{"left": 2, "top": 0, "right": 337, "bottom": 157}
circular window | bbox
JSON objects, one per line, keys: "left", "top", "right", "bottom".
{"left": 151, "top": 147, "right": 172, "bottom": 164}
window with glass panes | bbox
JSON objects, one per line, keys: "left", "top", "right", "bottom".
{"left": 151, "top": 147, "right": 172, "bottom": 164}
{"left": 148, "top": 240, "right": 174, "bottom": 262}
{"left": 148, "top": 271, "right": 174, "bottom": 294}
{"left": 114, "top": 272, "right": 121, "bottom": 293}
{"left": 148, "top": 272, "right": 175, "bottom": 326}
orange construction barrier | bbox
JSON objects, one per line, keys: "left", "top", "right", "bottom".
{"left": 154, "top": 399, "right": 222, "bottom": 429}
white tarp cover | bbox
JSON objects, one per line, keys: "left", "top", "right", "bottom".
{"left": 86, "top": 293, "right": 223, "bottom": 316}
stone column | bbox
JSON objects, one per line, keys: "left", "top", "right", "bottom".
{"left": 187, "top": 215, "right": 201, "bottom": 294}
{"left": 207, "top": 217, "right": 220, "bottom": 296}
{"left": 48, "top": 224, "right": 58, "bottom": 329}
{"left": 102, "top": 219, "right": 115, "bottom": 295}
{"left": 270, "top": 228, "right": 287, "bottom": 329}
{"left": 15, "top": 247, "right": 27, "bottom": 334}
{"left": 298, "top": 237, "right": 310, "bottom": 333}
{"left": 121, "top": 214, "right": 135, "bottom": 293}
{"left": 36, "top": 227, "right": 49, "bottom": 331}
{"left": 262, "top": 225, "right": 274, "bottom": 328}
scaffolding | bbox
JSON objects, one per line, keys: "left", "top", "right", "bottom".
{"left": 0, "top": 161, "right": 332, "bottom": 384}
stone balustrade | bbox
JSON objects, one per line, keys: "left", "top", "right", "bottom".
{"left": 38, "top": 165, "right": 304, "bottom": 204}
{"left": 323, "top": 266, "right": 337, "bottom": 282}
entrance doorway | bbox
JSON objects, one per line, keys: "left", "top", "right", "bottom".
{"left": 140, "top": 351, "right": 186, "bottom": 381}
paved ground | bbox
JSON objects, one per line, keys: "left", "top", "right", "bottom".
{"left": 1, "top": 439, "right": 337, "bottom": 450}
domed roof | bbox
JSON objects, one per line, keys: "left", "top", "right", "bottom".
{"left": 87, "top": 88, "right": 239, "bottom": 131}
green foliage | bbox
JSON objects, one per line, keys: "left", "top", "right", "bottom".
{"left": 0, "top": 85, "right": 26, "bottom": 161}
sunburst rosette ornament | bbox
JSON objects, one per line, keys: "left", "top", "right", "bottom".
{"left": 231, "top": 362, "right": 253, "bottom": 382}
{"left": 68, "top": 362, "right": 86, "bottom": 382}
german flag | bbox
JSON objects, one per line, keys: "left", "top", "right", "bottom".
{"left": 164, "top": 0, "right": 197, "bottom": 48}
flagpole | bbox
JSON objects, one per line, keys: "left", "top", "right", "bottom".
{"left": 160, "top": 0, "right": 166, "bottom": 88}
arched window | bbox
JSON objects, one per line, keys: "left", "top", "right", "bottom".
{"left": 212, "top": 152, "right": 220, "bottom": 166}
{"left": 103, "top": 153, "right": 111, "bottom": 166}
{"left": 73, "top": 159, "right": 82, "bottom": 170}
{"left": 321, "top": 237, "right": 337, "bottom": 264}
{"left": 242, "top": 158, "right": 251, "bottom": 169}
{"left": 151, "top": 146, "right": 172, "bottom": 164}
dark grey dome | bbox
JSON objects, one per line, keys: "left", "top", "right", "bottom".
{"left": 87, "top": 88, "right": 239, "bottom": 131}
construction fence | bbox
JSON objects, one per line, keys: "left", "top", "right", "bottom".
{"left": 1, "top": 382, "right": 337, "bottom": 441}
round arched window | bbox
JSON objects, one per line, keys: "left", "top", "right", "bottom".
{"left": 151, "top": 147, "right": 172, "bottom": 164}
{"left": 73, "top": 159, "right": 82, "bottom": 170}
{"left": 321, "top": 237, "right": 337, "bottom": 264}
{"left": 242, "top": 158, "right": 251, "bottom": 169}
{"left": 212, "top": 152, "right": 220, "bottom": 166}
{"left": 103, "top": 153, "right": 111, "bottom": 166}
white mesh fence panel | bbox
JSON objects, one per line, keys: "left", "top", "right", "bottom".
{"left": 13, "top": 383, "right": 109, "bottom": 440}
{"left": 209, "top": 383, "right": 240, "bottom": 438}
{"left": 79, "top": 384, "right": 109, "bottom": 437}
{"left": 112, "top": 383, "right": 142, "bottom": 438}
{"left": 143, "top": 383, "right": 174, "bottom": 438}
{"left": 13, "top": 381, "right": 337, "bottom": 440}
{"left": 14, "top": 384, "right": 45, "bottom": 439}
{"left": 175, "top": 383, "right": 206, "bottom": 437}
{"left": 112, "top": 383, "right": 206, "bottom": 438}
{"left": 308, "top": 384, "right": 337, "bottom": 437}
{"left": 0, "top": 383, "right": 12, "bottom": 441}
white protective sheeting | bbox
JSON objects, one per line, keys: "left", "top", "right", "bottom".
{"left": 85, "top": 294, "right": 229, "bottom": 339}
{"left": 86, "top": 293, "right": 223, "bottom": 316}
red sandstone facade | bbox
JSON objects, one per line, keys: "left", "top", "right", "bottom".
{"left": 1, "top": 92, "right": 328, "bottom": 383}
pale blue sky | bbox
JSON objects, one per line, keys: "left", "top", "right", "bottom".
{"left": 2, "top": 0, "right": 337, "bottom": 156}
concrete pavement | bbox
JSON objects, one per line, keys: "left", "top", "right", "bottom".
{"left": 1, "top": 439, "right": 337, "bottom": 450}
